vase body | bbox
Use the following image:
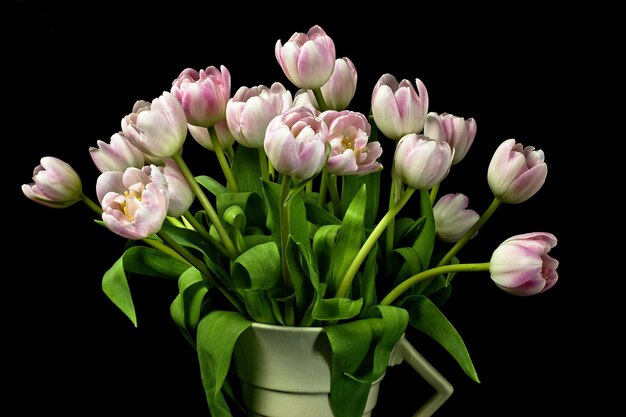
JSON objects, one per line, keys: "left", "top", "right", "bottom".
{"left": 233, "top": 323, "right": 383, "bottom": 417}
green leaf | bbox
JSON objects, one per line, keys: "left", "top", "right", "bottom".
{"left": 311, "top": 296, "right": 363, "bottom": 321}
{"left": 195, "top": 175, "right": 228, "bottom": 196}
{"left": 197, "top": 311, "right": 252, "bottom": 416}
{"left": 324, "top": 306, "right": 408, "bottom": 417}
{"left": 412, "top": 189, "right": 436, "bottom": 270}
{"left": 329, "top": 184, "right": 366, "bottom": 294}
{"left": 312, "top": 224, "right": 341, "bottom": 286}
{"left": 102, "top": 246, "right": 190, "bottom": 327}
{"left": 170, "top": 268, "right": 208, "bottom": 345}
{"left": 216, "top": 191, "right": 267, "bottom": 232}
{"left": 231, "top": 241, "right": 280, "bottom": 290}
{"left": 402, "top": 295, "right": 479, "bottom": 382}
{"left": 305, "top": 202, "right": 341, "bottom": 226}
{"left": 231, "top": 145, "right": 263, "bottom": 195}
{"left": 286, "top": 237, "right": 315, "bottom": 322}
{"left": 341, "top": 171, "right": 381, "bottom": 228}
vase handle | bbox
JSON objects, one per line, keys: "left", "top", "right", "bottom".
{"left": 388, "top": 335, "right": 454, "bottom": 417}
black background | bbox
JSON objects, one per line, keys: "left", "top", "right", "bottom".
{"left": 8, "top": 1, "right": 623, "bottom": 415}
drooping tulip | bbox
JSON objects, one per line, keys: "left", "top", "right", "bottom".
{"left": 489, "top": 232, "right": 559, "bottom": 296}
{"left": 97, "top": 165, "right": 169, "bottom": 240}
{"left": 371, "top": 74, "right": 429, "bottom": 140}
{"left": 22, "top": 156, "right": 82, "bottom": 208}
{"left": 393, "top": 134, "right": 453, "bottom": 190}
{"left": 171, "top": 65, "right": 231, "bottom": 128}
{"left": 275, "top": 25, "right": 336, "bottom": 90}
{"left": 320, "top": 110, "right": 382, "bottom": 176}
{"left": 264, "top": 106, "right": 328, "bottom": 180}
{"left": 121, "top": 92, "right": 188, "bottom": 158}
{"left": 89, "top": 131, "right": 145, "bottom": 173}
{"left": 433, "top": 193, "right": 479, "bottom": 243}
{"left": 487, "top": 138, "right": 547, "bottom": 204}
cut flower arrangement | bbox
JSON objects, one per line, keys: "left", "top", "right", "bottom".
{"left": 22, "top": 24, "right": 559, "bottom": 417}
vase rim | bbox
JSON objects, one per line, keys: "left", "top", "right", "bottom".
{"left": 251, "top": 322, "right": 324, "bottom": 333}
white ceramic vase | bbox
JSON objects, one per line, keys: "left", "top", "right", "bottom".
{"left": 233, "top": 322, "right": 453, "bottom": 417}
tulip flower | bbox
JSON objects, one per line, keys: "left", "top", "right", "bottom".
{"left": 188, "top": 119, "right": 236, "bottom": 151}
{"left": 371, "top": 74, "right": 429, "bottom": 140}
{"left": 320, "top": 110, "right": 382, "bottom": 176}
{"left": 22, "top": 156, "right": 83, "bottom": 208}
{"left": 308, "top": 57, "right": 358, "bottom": 111}
{"left": 487, "top": 138, "right": 547, "bottom": 204}
{"left": 489, "top": 232, "right": 559, "bottom": 296}
{"left": 89, "top": 132, "right": 145, "bottom": 173}
{"left": 171, "top": 65, "right": 231, "bottom": 128}
{"left": 275, "top": 25, "right": 336, "bottom": 90}
{"left": 97, "top": 165, "right": 169, "bottom": 240}
{"left": 161, "top": 158, "right": 195, "bottom": 217}
{"left": 424, "top": 112, "right": 477, "bottom": 165}
{"left": 264, "top": 106, "right": 328, "bottom": 180}
{"left": 292, "top": 89, "right": 320, "bottom": 115}
{"left": 433, "top": 193, "right": 479, "bottom": 243}
{"left": 121, "top": 92, "right": 188, "bottom": 158}
{"left": 393, "top": 134, "right": 453, "bottom": 190}
{"left": 226, "top": 83, "right": 293, "bottom": 148}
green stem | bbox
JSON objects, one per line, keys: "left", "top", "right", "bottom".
{"left": 335, "top": 187, "right": 416, "bottom": 299}
{"left": 157, "top": 229, "right": 245, "bottom": 315}
{"left": 279, "top": 174, "right": 295, "bottom": 325}
{"left": 436, "top": 197, "right": 502, "bottom": 267}
{"left": 258, "top": 148, "right": 269, "bottom": 182}
{"left": 380, "top": 262, "right": 491, "bottom": 306}
{"left": 318, "top": 169, "right": 329, "bottom": 208}
{"left": 208, "top": 125, "right": 238, "bottom": 192}
{"left": 182, "top": 211, "right": 229, "bottom": 258}
{"left": 80, "top": 193, "right": 102, "bottom": 215}
{"left": 429, "top": 183, "right": 440, "bottom": 205}
{"left": 328, "top": 174, "right": 341, "bottom": 219}
{"left": 312, "top": 88, "right": 329, "bottom": 112}
{"left": 384, "top": 181, "right": 397, "bottom": 275}
{"left": 171, "top": 152, "right": 238, "bottom": 259}
{"left": 142, "top": 238, "right": 190, "bottom": 264}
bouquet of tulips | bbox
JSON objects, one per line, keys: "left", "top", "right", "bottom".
{"left": 21, "top": 24, "right": 559, "bottom": 417}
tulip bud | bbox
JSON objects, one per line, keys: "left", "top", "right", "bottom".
{"left": 487, "top": 138, "right": 547, "bottom": 204}
{"left": 89, "top": 132, "right": 145, "bottom": 173}
{"left": 22, "top": 156, "right": 82, "bottom": 208}
{"left": 424, "top": 112, "right": 477, "bottom": 165}
{"left": 275, "top": 25, "right": 336, "bottom": 90}
{"left": 371, "top": 74, "right": 429, "bottom": 140}
{"left": 171, "top": 65, "right": 231, "bottom": 128}
{"left": 308, "top": 57, "right": 358, "bottom": 111}
{"left": 121, "top": 92, "right": 188, "bottom": 158}
{"left": 433, "top": 193, "right": 479, "bottom": 243}
{"left": 489, "top": 232, "right": 559, "bottom": 296}
{"left": 393, "top": 134, "right": 453, "bottom": 190}
{"left": 226, "top": 83, "right": 293, "bottom": 148}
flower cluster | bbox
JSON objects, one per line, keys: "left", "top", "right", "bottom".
{"left": 22, "top": 24, "right": 558, "bottom": 417}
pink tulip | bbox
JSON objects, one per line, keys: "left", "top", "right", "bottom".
{"left": 308, "top": 57, "right": 358, "bottom": 111}
{"left": 226, "top": 83, "right": 293, "bottom": 148}
{"left": 160, "top": 158, "right": 195, "bottom": 217}
{"left": 292, "top": 89, "right": 320, "bottom": 115}
{"left": 89, "top": 132, "right": 145, "bottom": 173}
{"left": 121, "top": 92, "right": 188, "bottom": 158}
{"left": 487, "top": 138, "right": 547, "bottom": 204}
{"left": 22, "top": 156, "right": 83, "bottom": 208}
{"left": 320, "top": 110, "right": 382, "bottom": 176}
{"left": 489, "top": 232, "right": 559, "bottom": 296}
{"left": 97, "top": 165, "right": 169, "bottom": 240}
{"left": 275, "top": 25, "right": 336, "bottom": 90}
{"left": 393, "top": 134, "right": 453, "bottom": 190}
{"left": 264, "top": 106, "right": 328, "bottom": 180}
{"left": 171, "top": 65, "right": 231, "bottom": 128}
{"left": 424, "top": 112, "right": 477, "bottom": 165}
{"left": 433, "top": 193, "right": 479, "bottom": 243}
{"left": 371, "top": 74, "right": 429, "bottom": 140}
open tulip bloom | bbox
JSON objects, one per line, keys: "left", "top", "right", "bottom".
{"left": 22, "top": 24, "right": 559, "bottom": 417}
